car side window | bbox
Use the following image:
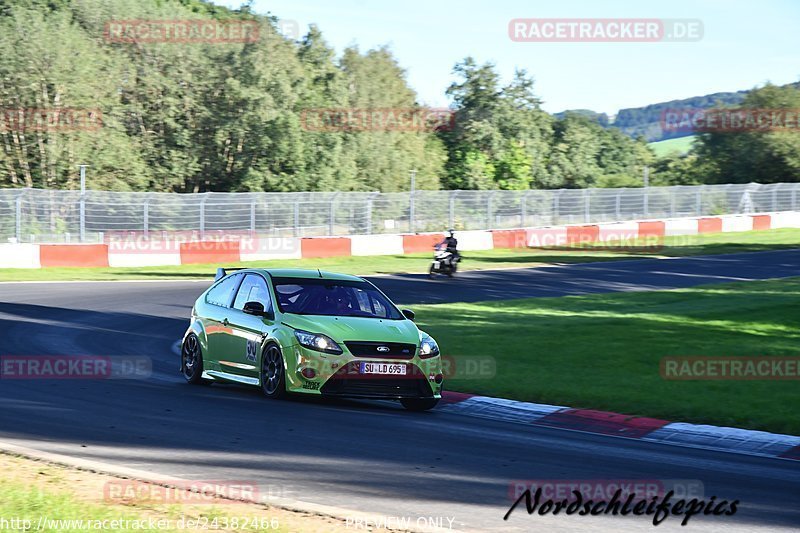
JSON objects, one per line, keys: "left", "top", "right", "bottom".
{"left": 233, "top": 274, "right": 272, "bottom": 312}
{"left": 205, "top": 274, "right": 242, "bottom": 308}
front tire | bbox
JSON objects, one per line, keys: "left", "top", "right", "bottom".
{"left": 261, "top": 343, "right": 287, "bottom": 399}
{"left": 181, "top": 333, "right": 207, "bottom": 384}
{"left": 428, "top": 264, "right": 436, "bottom": 279}
{"left": 400, "top": 398, "right": 440, "bottom": 411}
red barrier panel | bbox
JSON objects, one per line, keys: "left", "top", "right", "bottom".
{"left": 39, "top": 244, "right": 109, "bottom": 268}
{"left": 566, "top": 225, "right": 599, "bottom": 245}
{"left": 752, "top": 215, "right": 771, "bottom": 231}
{"left": 491, "top": 229, "right": 527, "bottom": 249}
{"left": 179, "top": 241, "right": 240, "bottom": 265}
{"left": 301, "top": 237, "right": 351, "bottom": 258}
{"left": 637, "top": 221, "right": 665, "bottom": 238}
{"left": 402, "top": 234, "right": 443, "bottom": 254}
{"left": 698, "top": 217, "right": 723, "bottom": 233}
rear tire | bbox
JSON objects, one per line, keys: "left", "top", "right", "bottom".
{"left": 261, "top": 343, "right": 287, "bottom": 399}
{"left": 400, "top": 398, "right": 440, "bottom": 411}
{"left": 181, "top": 333, "right": 209, "bottom": 385}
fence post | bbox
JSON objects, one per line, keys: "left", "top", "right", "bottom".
{"left": 487, "top": 192, "right": 494, "bottom": 229}
{"left": 329, "top": 193, "right": 339, "bottom": 236}
{"left": 293, "top": 202, "right": 300, "bottom": 237}
{"left": 409, "top": 190, "right": 415, "bottom": 232}
{"left": 143, "top": 199, "right": 149, "bottom": 237}
{"left": 792, "top": 184, "right": 797, "bottom": 211}
{"left": 15, "top": 194, "right": 22, "bottom": 242}
{"left": 250, "top": 200, "right": 256, "bottom": 234}
{"left": 199, "top": 196, "right": 207, "bottom": 239}
{"left": 520, "top": 192, "right": 527, "bottom": 227}
{"left": 448, "top": 191, "right": 456, "bottom": 229}
{"left": 583, "top": 189, "right": 590, "bottom": 224}
{"left": 696, "top": 187, "right": 702, "bottom": 216}
{"left": 615, "top": 189, "right": 621, "bottom": 219}
{"left": 553, "top": 190, "right": 561, "bottom": 225}
{"left": 772, "top": 185, "right": 779, "bottom": 211}
{"left": 366, "top": 192, "right": 379, "bottom": 234}
{"left": 670, "top": 188, "right": 677, "bottom": 218}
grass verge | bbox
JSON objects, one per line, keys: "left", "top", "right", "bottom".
{"left": 1, "top": 228, "right": 798, "bottom": 281}
{"left": 415, "top": 277, "right": 800, "bottom": 435}
{"left": 0, "top": 453, "right": 370, "bottom": 532}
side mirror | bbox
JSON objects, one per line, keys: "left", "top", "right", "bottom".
{"left": 243, "top": 301, "right": 273, "bottom": 320}
{"left": 402, "top": 309, "right": 415, "bottom": 321}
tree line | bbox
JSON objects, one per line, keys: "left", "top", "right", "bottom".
{"left": 0, "top": 0, "right": 797, "bottom": 193}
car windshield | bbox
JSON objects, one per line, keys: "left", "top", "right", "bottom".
{"left": 272, "top": 277, "right": 402, "bottom": 319}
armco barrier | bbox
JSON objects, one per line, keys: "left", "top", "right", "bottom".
{"left": 0, "top": 212, "right": 795, "bottom": 270}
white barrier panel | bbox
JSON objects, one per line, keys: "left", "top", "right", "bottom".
{"left": 720, "top": 216, "right": 753, "bottom": 233}
{"left": 664, "top": 219, "right": 699, "bottom": 236}
{"left": 526, "top": 227, "right": 567, "bottom": 247}
{"left": 350, "top": 234, "right": 404, "bottom": 256}
{"left": 239, "top": 237, "right": 302, "bottom": 261}
{"left": 770, "top": 211, "right": 800, "bottom": 228}
{"left": 0, "top": 244, "right": 41, "bottom": 269}
{"left": 108, "top": 252, "right": 181, "bottom": 267}
{"left": 457, "top": 230, "right": 494, "bottom": 251}
{"left": 597, "top": 222, "right": 639, "bottom": 242}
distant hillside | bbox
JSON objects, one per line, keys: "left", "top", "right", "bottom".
{"left": 557, "top": 82, "right": 800, "bottom": 142}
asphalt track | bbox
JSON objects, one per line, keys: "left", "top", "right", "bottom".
{"left": 1, "top": 250, "right": 799, "bottom": 532}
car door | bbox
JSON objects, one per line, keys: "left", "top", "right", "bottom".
{"left": 224, "top": 273, "right": 275, "bottom": 384}
{"left": 203, "top": 273, "right": 244, "bottom": 374}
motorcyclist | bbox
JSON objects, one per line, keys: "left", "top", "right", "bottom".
{"left": 440, "top": 229, "right": 460, "bottom": 266}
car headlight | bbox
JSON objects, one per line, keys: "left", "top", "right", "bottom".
{"left": 419, "top": 333, "right": 440, "bottom": 359}
{"left": 294, "top": 330, "right": 343, "bottom": 355}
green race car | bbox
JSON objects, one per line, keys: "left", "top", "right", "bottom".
{"left": 180, "top": 268, "right": 443, "bottom": 411}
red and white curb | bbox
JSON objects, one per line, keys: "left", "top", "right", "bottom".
{"left": 439, "top": 392, "right": 800, "bottom": 461}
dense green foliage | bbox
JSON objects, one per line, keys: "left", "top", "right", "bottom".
{"left": 0, "top": 0, "right": 797, "bottom": 192}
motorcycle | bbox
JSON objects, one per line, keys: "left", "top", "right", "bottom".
{"left": 429, "top": 243, "right": 460, "bottom": 278}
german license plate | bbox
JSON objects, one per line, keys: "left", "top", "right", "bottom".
{"left": 359, "top": 362, "right": 407, "bottom": 375}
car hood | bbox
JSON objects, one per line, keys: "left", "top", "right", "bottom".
{"left": 282, "top": 314, "right": 421, "bottom": 344}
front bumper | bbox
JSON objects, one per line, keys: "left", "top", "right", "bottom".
{"left": 287, "top": 344, "right": 443, "bottom": 399}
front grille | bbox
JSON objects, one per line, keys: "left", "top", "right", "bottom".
{"left": 344, "top": 341, "right": 417, "bottom": 359}
{"left": 320, "top": 361, "right": 433, "bottom": 399}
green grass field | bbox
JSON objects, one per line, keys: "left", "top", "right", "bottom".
{"left": 649, "top": 135, "right": 696, "bottom": 156}
{"left": 415, "top": 277, "right": 800, "bottom": 435}
{"left": 1, "top": 228, "right": 798, "bottom": 281}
